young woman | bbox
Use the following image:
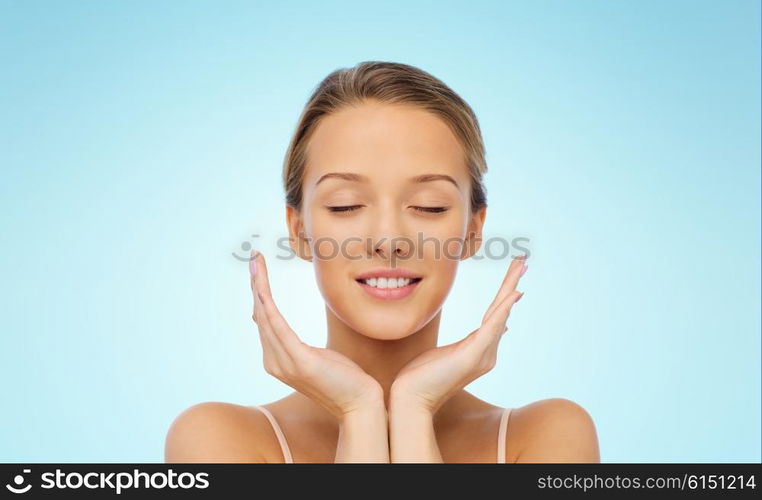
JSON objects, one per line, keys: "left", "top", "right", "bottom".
{"left": 165, "top": 61, "right": 600, "bottom": 463}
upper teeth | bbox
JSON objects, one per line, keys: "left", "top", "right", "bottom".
{"left": 361, "top": 277, "right": 414, "bottom": 288}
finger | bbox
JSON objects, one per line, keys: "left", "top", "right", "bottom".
{"left": 252, "top": 251, "right": 308, "bottom": 354}
{"left": 485, "top": 289, "right": 524, "bottom": 334}
{"left": 253, "top": 280, "right": 296, "bottom": 372}
{"left": 249, "top": 249, "right": 263, "bottom": 312}
{"left": 254, "top": 312, "right": 281, "bottom": 371}
{"left": 249, "top": 251, "right": 296, "bottom": 375}
{"left": 482, "top": 256, "right": 525, "bottom": 322}
{"left": 481, "top": 255, "right": 527, "bottom": 324}
{"left": 469, "top": 290, "right": 524, "bottom": 352}
{"left": 249, "top": 253, "right": 294, "bottom": 363}
{"left": 249, "top": 249, "right": 263, "bottom": 325}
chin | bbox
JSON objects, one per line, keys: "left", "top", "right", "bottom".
{"left": 356, "top": 321, "right": 422, "bottom": 341}
{"left": 335, "top": 300, "right": 441, "bottom": 341}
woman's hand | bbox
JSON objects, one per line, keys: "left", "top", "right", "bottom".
{"left": 249, "top": 250, "right": 384, "bottom": 421}
{"left": 390, "top": 255, "right": 528, "bottom": 416}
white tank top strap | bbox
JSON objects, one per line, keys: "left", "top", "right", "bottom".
{"left": 253, "top": 405, "right": 293, "bottom": 463}
{"left": 497, "top": 407, "right": 513, "bottom": 463}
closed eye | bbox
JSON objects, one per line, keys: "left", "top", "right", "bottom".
{"left": 327, "top": 205, "right": 363, "bottom": 213}
{"left": 413, "top": 206, "right": 449, "bottom": 213}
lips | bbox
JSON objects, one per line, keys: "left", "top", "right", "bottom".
{"left": 354, "top": 267, "right": 424, "bottom": 301}
{"left": 354, "top": 267, "right": 423, "bottom": 281}
{"left": 355, "top": 277, "right": 422, "bottom": 300}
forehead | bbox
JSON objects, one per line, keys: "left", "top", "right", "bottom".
{"left": 303, "top": 101, "right": 467, "bottom": 184}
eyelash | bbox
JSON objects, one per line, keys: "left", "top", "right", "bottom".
{"left": 327, "top": 205, "right": 449, "bottom": 214}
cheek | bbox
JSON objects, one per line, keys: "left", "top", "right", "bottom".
{"left": 312, "top": 251, "right": 349, "bottom": 295}
{"left": 444, "top": 237, "right": 465, "bottom": 260}
{"left": 417, "top": 223, "right": 467, "bottom": 262}
{"left": 424, "top": 250, "right": 459, "bottom": 307}
{"left": 307, "top": 217, "right": 367, "bottom": 260}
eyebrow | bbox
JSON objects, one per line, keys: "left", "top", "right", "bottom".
{"left": 315, "top": 172, "right": 460, "bottom": 188}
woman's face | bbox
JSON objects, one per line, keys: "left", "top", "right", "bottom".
{"left": 288, "top": 100, "right": 485, "bottom": 340}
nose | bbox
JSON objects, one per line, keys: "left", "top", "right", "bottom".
{"left": 372, "top": 235, "right": 412, "bottom": 261}
{"left": 366, "top": 204, "right": 413, "bottom": 262}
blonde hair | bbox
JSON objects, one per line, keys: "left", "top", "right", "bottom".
{"left": 282, "top": 61, "right": 488, "bottom": 213}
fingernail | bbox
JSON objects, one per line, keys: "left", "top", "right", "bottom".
{"left": 249, "top": 249, "right": 258, "bottom": 277}
{"left": 520, "top": 264, "right": 528, "bottom": 277}
{"left": 516, "top": 291, "right": 524, "bottom": 303}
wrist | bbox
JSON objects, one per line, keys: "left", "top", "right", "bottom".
{"left": 339, "top": 395, "right": 387, "bottom": 424}
{"left": 389, "top": 394, "right": 433, "bottom": 421}
{"left": 389, "top": 384, "right": 432, "bottom": 415}
{"left": 388, "top": 398, "right": 439, "bottom": 463}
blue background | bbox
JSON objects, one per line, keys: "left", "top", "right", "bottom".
{"left": 1, "top": 0, "right": 759, "bottom": 462}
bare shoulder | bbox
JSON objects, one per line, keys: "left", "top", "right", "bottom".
{"left": 506, "top": 398, "right": 600, "bottom": 463}
{"left": 164, "top": 402, "right": 279, "bottom": 463}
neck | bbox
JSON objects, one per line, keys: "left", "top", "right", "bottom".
{"left": 324, "top": 305, "right": 441, "bottom": 407}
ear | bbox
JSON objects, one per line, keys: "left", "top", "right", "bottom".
{"left": 461, "top": 206, "right": 486, "bottom": 260}
{"left": 286, "top": 205, "right": 313, "bottom": 262}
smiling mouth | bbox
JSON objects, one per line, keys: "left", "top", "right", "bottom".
{"left": 354, "top": 277, "right": 423, "bottom": 289}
